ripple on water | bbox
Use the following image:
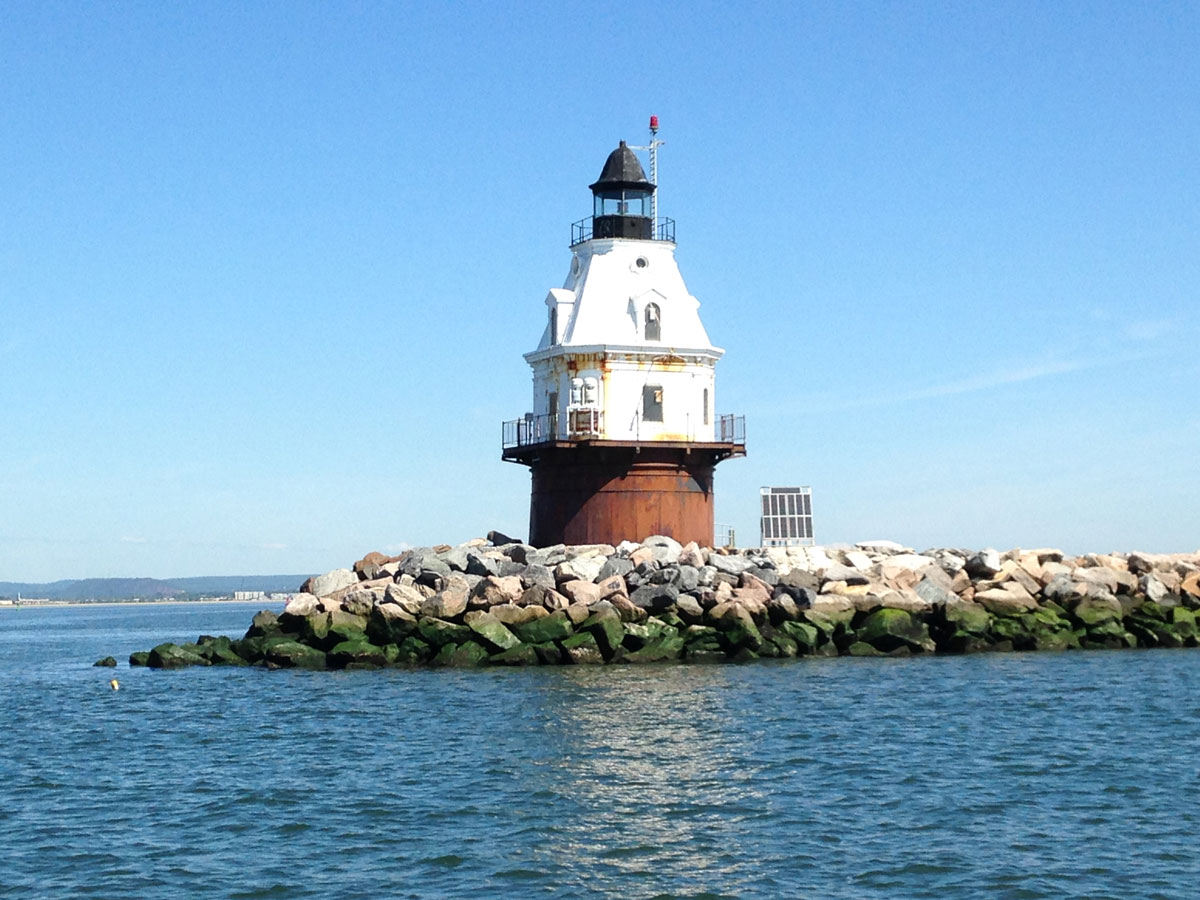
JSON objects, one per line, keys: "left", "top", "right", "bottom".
{"left": 4, "top": 608, "right": 1200, "bottom": 898}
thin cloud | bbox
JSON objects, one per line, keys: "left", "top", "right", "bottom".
{"left": 892, "top": 358, "right": 1091, "bottom": 402}
{"left": 1123, "top": 318, "right": 1178, "bottom": 342}
{"left": 751, "top": 351, "right": 1155, "bottom": 417}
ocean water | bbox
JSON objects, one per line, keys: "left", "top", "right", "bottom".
{"left": 2, "top": 602, "right": 1199, "bottom": 899}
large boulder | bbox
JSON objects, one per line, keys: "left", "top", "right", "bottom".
{"left": 464, "top": 610, "right": 521, "bottom": 652}
{"left": 422, "top": 578, "right": 472, "bottom": 619}
{"left": 367, "top": 602, "right": 418, "bottom": 645}
{"left": 469, "top": 575, "right": 524, "bottom": 608}
{"left": 630, "top": 582, "right": 679, "bottom": 612}
{"left": 514, "top": 609, "right": 574, "bottom": 644}
{"left": 643, "top": 535, "right": 683, "bottom": 564}
{"left": 244, "top": 610, "right": 284, "bottom": 639}
{"left": 582, "top": 608, "right": 626, "bottom": 658}
{"left": 856, "top": 608, "right": 935, "bottom": 653}
{"left": 555, "top": 555, "right": 606, "bottom": 584}
{"left": 975, "top": 585, "right": 1038, "bottom": 616}
{"left": 561, "top": 631, "right": 606, "bottom": 664}
{"left": 708, "top": 554, "right": 754, "bottom": 577}
{"left": 416, "top": 617, "right": 474, "bottom": 647}
{"left": 264, "top": 640, "right": 327, "bottom": 670}
{"left": 560, "top": 579, "right": 603, "bottom": 606}
{"left": 328, "top": 638, "right": 389, "bottom": 669}
{"left": 965, "top": 549, "right": 1002, "bottom": 578}
{"left": 303, "top": 568, "right": 358, "bottom": 598}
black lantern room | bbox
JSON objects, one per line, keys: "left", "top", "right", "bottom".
{"left": 589, "top": 140, "right": 656, "bottom": 240}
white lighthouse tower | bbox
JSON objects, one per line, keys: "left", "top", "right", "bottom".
{"left": 503, "top": 120, "right": 745, "bottom": 547}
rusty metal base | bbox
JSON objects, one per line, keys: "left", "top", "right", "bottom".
{"left": 523, "top": 444, "right": 733, "bottom": 548}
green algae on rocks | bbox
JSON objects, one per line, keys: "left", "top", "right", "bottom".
{"left": 122, "top": 537, "right": 1200, "bottom": 670}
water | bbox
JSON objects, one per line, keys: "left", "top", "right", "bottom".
{"left": 3, "top": 602, "right": 1200, "bottom": 899}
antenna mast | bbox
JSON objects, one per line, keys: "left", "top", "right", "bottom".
{"left": 632, "top": 115, "right": 664, "bottom": 234}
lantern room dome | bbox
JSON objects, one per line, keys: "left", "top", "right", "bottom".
{"left": 589, "top": 140, "right": 656, "bottom": 193}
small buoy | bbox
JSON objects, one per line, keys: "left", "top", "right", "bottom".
{"left": 110, "top": 679, "right": 120, "bottom": 691}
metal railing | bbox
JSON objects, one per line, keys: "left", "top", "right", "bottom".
{"left": 570, "top": 216, "right": 676, "bottom": 246}
{"left": 502, "top": 410, "right": 604, "bottom": 449}
{"left": 714, "top": 524, "right": 737, "bottom": 549}
{"left": 503, "top": 410, "right": 744, "bottom": 450}
{"left": 717, "top": 413, "right": 746, "bottom": 445}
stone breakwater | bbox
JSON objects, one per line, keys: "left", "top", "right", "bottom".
{"left": 124, "top": 536, "right": 1200, "bottom": 670}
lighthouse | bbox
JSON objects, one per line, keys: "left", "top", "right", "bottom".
{"left": 502, "top": 120, "right": 745, "bottom": 547}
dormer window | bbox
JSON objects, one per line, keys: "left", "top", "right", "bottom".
{"left": 644, "top": 303, "right": 661, "bottom": 341}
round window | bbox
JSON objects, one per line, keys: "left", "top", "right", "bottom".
{"left": 635, "top": 256, "right": 649, "bottom": 269}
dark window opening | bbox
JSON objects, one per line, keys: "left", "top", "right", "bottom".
{"left": 644, "top": 303, "right": 661, "bottom": 341}
{"left": 643, "top": 384, "right": 663, "bottom": 422}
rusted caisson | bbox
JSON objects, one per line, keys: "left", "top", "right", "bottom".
{"left": 502, "top": 123, "right": 745, "bottom": 547}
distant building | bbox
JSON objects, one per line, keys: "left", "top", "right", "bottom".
{"left": 233, "top": 591, "right": 266, "bottom": 601}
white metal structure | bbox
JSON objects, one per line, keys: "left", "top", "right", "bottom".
{"left": 760, "top": 486, "right": 814, "bottom": 547}
{"left": 523, "top": 129, "right": 723, "bottom": 445}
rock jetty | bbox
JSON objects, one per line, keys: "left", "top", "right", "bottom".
{"left": 127, "top": 536, "right": 1200, "bottom": 670}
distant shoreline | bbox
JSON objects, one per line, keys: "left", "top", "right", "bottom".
{"left": 0, "top": 598, "right": 285, "bottom": 610}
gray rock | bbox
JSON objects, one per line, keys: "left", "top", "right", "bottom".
{"left": 631, "top": 582, "right": 679, "bottom": 612}
{"left": 675, "top": 565, "right": 700, "bottom": 593}
{"left": 438, "top": 548, "right": 470, "bottom": 572}
{"left": 708, "top": 554, "right": 753, "bottom": 576}
{"left": 554, "top": 556, "right": 606, "bottom": 584}
{"left": 283, "top": 593, "right": 320, "bottom": 617}
{"left": 522, "top": 564, "right": 556, "bottom": 591}
{"left": 675, "top": 594, "right": 704, "bottom": 622}
{"left": 305, "top": 568, "right": 358, "bottom": 599}
{"left": 1140, "top": 574, "right": 1169, "bottom": 603}
{"left": 503, "top": 543, "right": 535, "bottom": 563}
{"left": 1042, "top": 575, "right": 1077, "bottom": 604}
{"left": 856, "top": 540, "right": 908, "bottom": 553}
{"left": 599, "top": 557, "right": 634, "bottom": 580}
{"left": 340, "top": 588, "right": 381, "bottom": 617}
{"left": 465, "top": 552, "right": 500, "bottom": 578}
{"left": 746, "top": 566, "right": 778, "bottom": 587}
{"left": 384, "top": 582, "right": 424, "bottom": 615}
{"left": 498, "top": 559, "right": 527, "bottom": 578}
{"left": 821, "top": 564, "right": 869, "bottom": 586}
{"left": 696, "top": 565, "right": 718, "bottom": 587}
{"left": 965, "top": 549, "right": 1002, "bottom": 578}
{"left": 914, "top": 575, "right": 957, "bottom": 608}
{"left": 774, "top": 583, "right": 815, "bottom": 608}
{"left": 766, "top": 594, "right": 800, "bottom": 624}
{"left": 643, "top": 534, "right": 683, "bottom": 564}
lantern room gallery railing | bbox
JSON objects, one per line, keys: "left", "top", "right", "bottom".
{"left": 501, "top": 412, "right": 745, "bottom": 450}
{"left": 570, "top": 216, "right": 676, "bottom": 246}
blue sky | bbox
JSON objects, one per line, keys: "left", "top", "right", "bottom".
{"left": 2, "top": 1, "right": 1197, "bottom": 581}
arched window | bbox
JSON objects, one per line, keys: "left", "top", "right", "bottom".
{"left": 644, "top": 303, "right": 661, "bottom": 341}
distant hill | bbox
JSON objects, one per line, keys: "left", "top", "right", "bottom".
{"left": 0, "top": 574, "right": 312, "bottom": 601}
